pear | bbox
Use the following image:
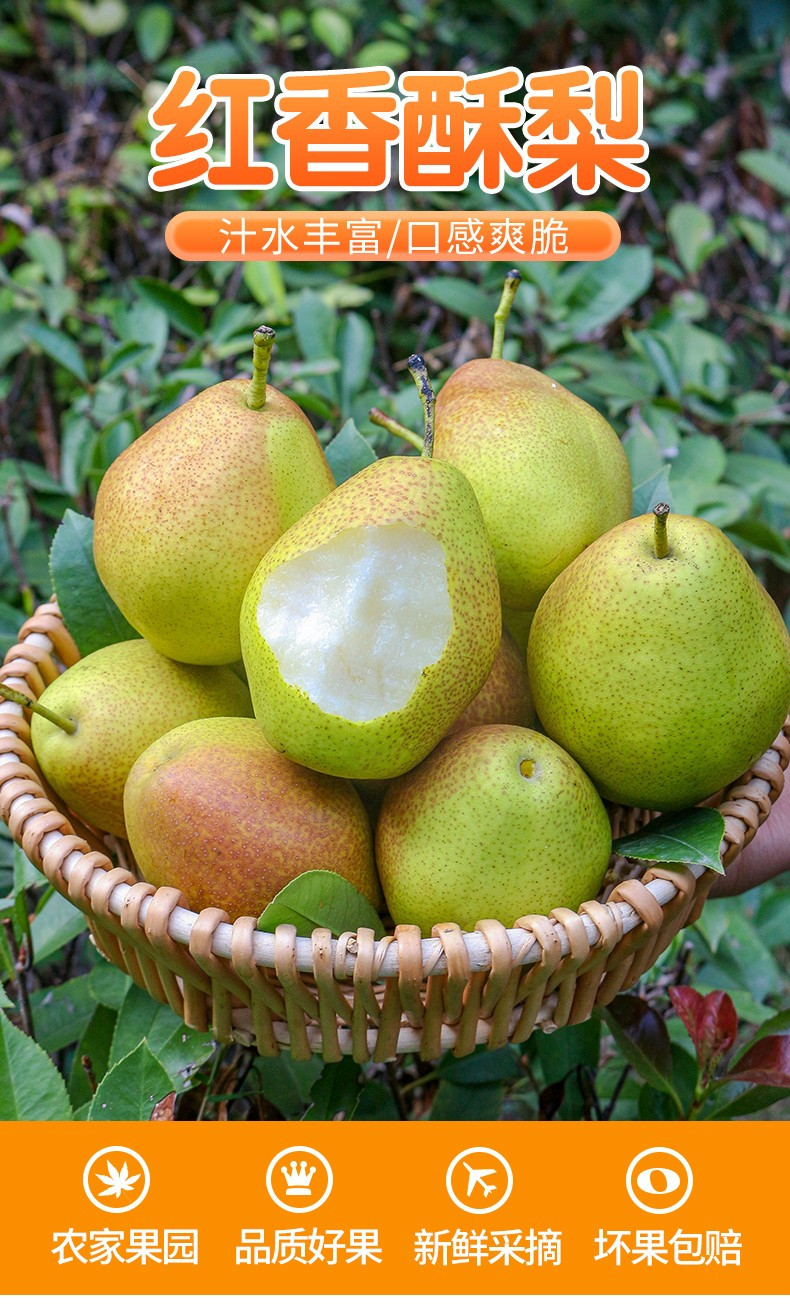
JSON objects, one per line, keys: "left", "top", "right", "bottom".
{"left": 448, "top": 627, "right": 534, "bottom": 736}
{"left": 240, "top": 357, "right": 501, "bottom": 780}
{"left": 124, "top": 717, "right": 381, "bottom": 921}
{"left": 377, "top": 725, "right": 611, "bottom": 934}
{"left": 5, "top": 639, "right": 252, "bottom": 837}
{"left": 528, "top": 505, "right": 790, "bottom": 811}
{"left": 93, "top": 328, "right": 335, "bottom": 665}
{"left": 432, "top": 272, "right": 632, "bottom": 615}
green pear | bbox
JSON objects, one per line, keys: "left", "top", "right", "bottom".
{"left": 528, "top": 505, "right": 790, "bottom": 811}
{"left": 502, "top": 604, "right": 535, "bottom": 657}
{"left": 240, "top": 357, "right": 501, "bottom": 780}
{"left": 432, "top": 272, "right": 632, "bottom": 615}
{"left": 17, "top": 639, "right": 252, "bottom": 837}
{"left": 93, "top": 328, "right": 335, "bottom": 665}
{"left": 377, "top": 724, "right": 611, "bottom": 933}
{"left": 448, "top": 627, "right": 534, "bottom": 736}
{"left": 124, "top": 717, "right": 381, "bottom": 921}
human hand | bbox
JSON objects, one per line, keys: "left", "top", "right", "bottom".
{"left": 709, "top": 777, "right": 790, "bottom": 897}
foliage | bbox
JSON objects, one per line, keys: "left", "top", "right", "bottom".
{"left": 0, "top": 1, "right": 788, "bottom": 1119}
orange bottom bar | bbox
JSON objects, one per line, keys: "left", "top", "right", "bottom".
{"left": 3, "top": 1121, "right": 786, "bottom": 1294}
{"left": 165, "top": 210, "right": 620, "bottom": 262}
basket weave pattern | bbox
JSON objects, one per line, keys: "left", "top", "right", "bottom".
{"left": 1, "top": 603, "right": 788, "bottom": 1063}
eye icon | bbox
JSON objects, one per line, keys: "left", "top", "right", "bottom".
{"left": 626, "top": 1148, "right": 693, "bottom": 1214}
{"left": 635, "top": 1167, "right": 682, "bottom": 1196}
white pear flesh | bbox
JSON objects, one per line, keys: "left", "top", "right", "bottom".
{"left": 256, "top": 523, "right": 453, "bottom": 723}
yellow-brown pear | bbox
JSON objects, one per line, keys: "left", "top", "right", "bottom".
{"left": 124, "top": 717, "right": 381, "bottom": 921}
{"left": 93, "top": 328, "right": 335, "bottom": 665}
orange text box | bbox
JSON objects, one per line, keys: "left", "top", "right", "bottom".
{"left": 165, "top": 210, "right": 620, "bottom": 261}
{"left": 1, "top": 1121, "right": 787, "bottom": 1295}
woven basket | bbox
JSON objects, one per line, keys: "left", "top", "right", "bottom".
{"left": 1, "top": 603, "right": 788, "bottom": 1064}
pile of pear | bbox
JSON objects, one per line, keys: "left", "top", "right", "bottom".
{"left": 7, "top": 279, "right": 789, "bottom": 938}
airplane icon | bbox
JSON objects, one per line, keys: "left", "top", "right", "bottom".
{"left": 463, "top": 1162, "right": 498, "bottom": 1198}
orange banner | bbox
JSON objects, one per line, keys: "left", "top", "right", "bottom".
{"left": 165, "top": 210, "right": 620, "bottom": 262}
{"left": 2, "top": 1121, "right": 786, "bottom": 1295}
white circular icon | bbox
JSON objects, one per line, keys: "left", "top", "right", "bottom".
{"left": 446, "top": 1147, "right": 513, "bottom": 1215}
{"left": 83, "top": 1146, "right": 151, "bottom": 1214}
{"left": 626, "top": 1147, "right": 693, "bottom": 1214}
{"left": 265, "top": 1146, "right": 333, "bottom": 1214}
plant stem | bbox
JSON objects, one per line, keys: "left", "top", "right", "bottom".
{"left": 368, "top": 407, "right": 424, "bottom": 452}
{"left": 246, "top": 326, "right": 276, "bottom": 411}
{"left": 491, "top": 269, "right": 522, "bottom": 360}
{"left": 407, "top": 354, "right": 435, "bottom": 459}
{"left": 653, "top": 502, "right": 671, "bottom": 559}
{"left": 0, "top": 683, "right": 76, "bottom": 734}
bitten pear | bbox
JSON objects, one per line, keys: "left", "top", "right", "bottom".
{"left": 432, "top": 272, "right": 632, "bottom": 615}
{"left": 19, "top": 639, "right": 252, "bottom": 836}
{"left": 528, "top": 506, "right": 790, "bottom": 810}
{"left": 124, "top": 717, "right": 381, "bottom": 921}
{"left": 377, "top": 725, "right": 611, "bottom": 934}
{"left": 93, "top": 328, "right": 335, "bottom": 665}
{"left": 240, "top": 358, "right": 501, "bottom": 780}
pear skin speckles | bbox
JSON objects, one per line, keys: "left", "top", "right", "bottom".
{"left": 93, "top": 380, "right": 335, "bottom": 665}
{"left": 124, "top": 717, "right": 381, "bottom": 919}
{"left": 376, "top": 724, "right": 611, "bottom": 933}
{"left": 434, "top": 358, "right": 632, "bottom": 610}
{"left": 528, "top": 513, "right": 790, "bottom": 810}
{"left": 240, "top": 455, "right": 502, "bottom": 779}
{"left": 31, "top": 640, "right": 253, "bottom": 836}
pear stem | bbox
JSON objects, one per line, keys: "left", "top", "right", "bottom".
{"left": 491, "top": 268, "right": 522, "bottom": 360}
{"left": 0, "top": 683, "right": 76, "bottom": 734}
{"left": 653, "top": 502, "right": 670, "bottom": 558}
{"left": 407, "top": 354, "right": 435, "bottom": 459}
{"left": 368, "top": 407, "right": 424, "bottom": 452}
{"left": 246, "top": 325, "right": 275, "bottom": 411}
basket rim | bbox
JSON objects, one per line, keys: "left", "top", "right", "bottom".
{"left": 1, "top": 602, "right": 788, "bottom": 983}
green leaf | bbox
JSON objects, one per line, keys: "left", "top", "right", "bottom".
{"left": 737, "top": 149, "right": 790, "bottom": 199}
{"left": 251, "top": 1053, "right": 323, "bottom": 1117}
{"left": 430, "top": 1080, "right": 505, "bottom": 1120}
{"left": 416, "top": 277, "right": 498, "bottom": 322}
{"left": 88, "top": 1039, "right": 173, "bottom": 1121}
{"left": 436, "top": 1045, "right": 520, "bottom": 1085}
{"left": 0, "top": 1008, "right": 72, "bottom": 1120}
{"left": 109, "top": 987, "right": 215, "bottom": 1082}
{"left": 31, "top": 891, "right": 87, "bottom": 964}
{"left": 324, "top": 419, "right": 377, "bottom": 485}
{"left": 135, "top": 277, "right": 205, "bottom": 339}
{"left": 293, "top": 291, "right": 337, "bottom": 401}
{"left": 68, "top": 1004, "right": 117, "bottom": 1109}
{"left": 705, "top": 1084, "right": 790, "bottom": 1120}
{"left": 667, "top": 202, "right": 716, "bottom": 275}
{"left": 49, "top": 509, "right": 139, "bottom": 655}
{"left": 135, "top": 3, "right": 173, "bottom": 60}
{"left": 310, "top": 8, "right": 353, "bottom": 55}
{"left": 64, "top": 0, "right": 128, "bottom": 37}
{"left": 23, "top": 228, "right": 66, "bottom": 285}
{"left": 258, "top": 869, "right": 386, "bottom": 938}
{"left": 561, "top": 246, "right": 653, "bottom": 335}
{"left": 354, "top": 40, "right": 409, "bottom": 67}
{"left": 242, "top": 263, "right": 288, "bottom": 320}
{"left": 631, "top": 466, "right": 671, "bottom": 517}
{"left": 338, "top": 313, "right": 374, "bottom": 412}
{"left": 612, "top": 808, "right": 725, "bottom": 874}
{"left": 602, "top": 996, "right": 682, "bottom": 1110}
{"left": 671, "top": 434, "right": 727, "bottom": 486}
{"left": 303, "top": 1058, "right": 362, "bottom": 1120}
{"left": 0, "top": 599, "right": 25, "bottom": 651}
{"left": 29, "top": 974, "right": 99, "bottom": 1053}
{"left": 22, "top": 321, "right": 88, "bottom": 384}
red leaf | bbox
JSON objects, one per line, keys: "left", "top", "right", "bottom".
{"left": 669, "top": 986, "right": 738, "bottom": 1073}
{"left": 725, "top": 1035, "right": 790, "bottom": 1088}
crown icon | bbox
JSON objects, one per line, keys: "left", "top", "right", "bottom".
{"left": 281, "top": 1160, "right": 316, "bottom": 1196}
